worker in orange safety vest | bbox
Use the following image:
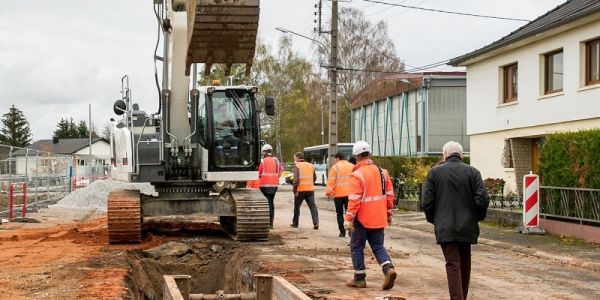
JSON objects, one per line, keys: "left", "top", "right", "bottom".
{"left": 325, "top": 152, "right": 355, "bottom": 237}
{"left": 258, "top": 144, "right": 281, "bottom": 228}
{"left": 290, "top": 152, "right": 319, "bottom": 229}
{"left": 344, "top": 140, "right": 397, "bottom": 290}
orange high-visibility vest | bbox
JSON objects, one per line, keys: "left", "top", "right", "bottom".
{"left": 259, "top": 156, "right": 280, "bottom": 188}
{"left": 345, "top": 159, "right": 394, "bottom": 229}
{"left": 326, "top": 160, "right": 354, "bottom": 198}
{"left": 296, "top": 161, "right": 315, "bottom": 192}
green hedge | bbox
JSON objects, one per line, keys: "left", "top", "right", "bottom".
{"left": 372, "top": 156, "right": 437, "bottom": 185}
{"left": 540, "top": 129, "right": 600, "bottom": 188}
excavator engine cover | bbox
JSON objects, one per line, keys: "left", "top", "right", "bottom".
{"left": 185, "top": 0, "right": 259, "bottom": 75}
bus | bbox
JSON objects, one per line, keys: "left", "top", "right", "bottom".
{"left": 303, "top": 143, "right": 354, "bottom": 185}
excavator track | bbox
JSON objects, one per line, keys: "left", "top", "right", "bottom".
{"left": 220, "top": 189, "right": 270, "bottom": 241}
{"left": 107, "top": 190, "right": 142, "bottom": 244}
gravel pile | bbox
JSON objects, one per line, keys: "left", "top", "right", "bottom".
{"left": 52, "top": 179, "right": 156, "bottom": 212}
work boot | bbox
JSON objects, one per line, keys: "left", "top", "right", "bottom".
{"left": 313, "top": 225, "right": 319, "bottom": 230}
{"left": 345, "top": 279, "right": 367, "bottom": 288}
{"left": 381, "top": 268, "right": 397, "bottom": 290}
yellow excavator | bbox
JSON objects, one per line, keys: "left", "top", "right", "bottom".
{"left": 108, "top": 0, "right": 274, "bottom": 243}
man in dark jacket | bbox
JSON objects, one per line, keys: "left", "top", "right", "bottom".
{"left": 421, "top": 141, "right": 489, "bottom": 300}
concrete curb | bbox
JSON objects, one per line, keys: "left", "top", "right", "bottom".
{"left": 400, "top": 223, "right": 600, "bottom": 273}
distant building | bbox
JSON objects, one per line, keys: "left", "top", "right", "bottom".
{"left": 349, "top": 72, "right": 467, "bottom": 157}
{"left": 10, "top": 138, "right": 110, "bottom": 177}
{"left": 449, "top": 0, "right": 600, "bottom": 193}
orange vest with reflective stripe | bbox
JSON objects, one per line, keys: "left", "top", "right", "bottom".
{"left": 259, "top": 157, "right": 279, "bottom": 188}
{"left": 296, "top": 161, "right": 315, "bottom": 192}
{"left": 326, "top": 160, "right": 354, "bottom": 198}
{"left": 345, "top": 159, "right": 395, "bottom": 229}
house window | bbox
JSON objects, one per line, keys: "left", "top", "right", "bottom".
{"left": 544, "top": 49, "right": 563, "bottom": 94}
{"left": 503, "top": 63, "right": 518, "bottom": 103}
{"left": 586, "top": 38, "right": 600, "bottom": 85}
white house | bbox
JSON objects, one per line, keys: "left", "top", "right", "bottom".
{"left": 11, "top": 138, "right": 111, "bottom": 178}
{"left": 449, "top": 0, "right": 600, "bottom": 193}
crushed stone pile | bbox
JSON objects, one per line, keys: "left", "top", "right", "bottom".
{"left": 52, "top": 179, "right": 156, "bottom": 212}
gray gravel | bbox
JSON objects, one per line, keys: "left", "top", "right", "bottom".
{"left": 51, "top": 179, "right": 156, "bottom": 212}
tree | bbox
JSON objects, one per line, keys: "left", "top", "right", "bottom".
{"left": 76, "top": 120, "right": 89, "bottom": 138}
{"left": 54, "top": 118, "right": 87, "bottom": 138}
{"left": 0, "top": 105, "right": 33, "bottom": 147}
{"left": 316, "top": 7, "right": 404, "bottom": 141}
{"left": 101, "top": 122, "right": 111, "bottom": 140}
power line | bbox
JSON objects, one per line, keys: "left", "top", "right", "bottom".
{"left": 321, "top": 57, "right": 453, "bottom": 74}
{"left": 362, "top": 0, "right": 531, "bottom": 22}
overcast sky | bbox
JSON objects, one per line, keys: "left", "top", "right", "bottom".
{"left": 0, "top": 0, "right": 565, "bottom": 140}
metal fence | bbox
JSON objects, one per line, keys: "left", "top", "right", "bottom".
{"left": 540, "top": 186, "right": 600, "bottom": 225}
{"left": 489, "top": 194, "right": 522, "bottom": 211}
{"left": 0, "top": 144, "right": 108, "bottom": 218}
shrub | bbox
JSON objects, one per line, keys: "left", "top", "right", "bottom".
{"left": 372, "top": 156, "right": 442, "bottom": 185}
{"left": 540, "top": 129, "right": 600, "bottom": 188}
{"left": 484, "top": 178, "right": 505, "bottom": 196}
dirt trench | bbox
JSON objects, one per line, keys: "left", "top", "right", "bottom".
{"left": 124, "top": 235, "right": 262, "bottom": 300}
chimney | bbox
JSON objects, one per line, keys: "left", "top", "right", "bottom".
{"left": 53, "top": 136, "right": 59, "bottom": 144}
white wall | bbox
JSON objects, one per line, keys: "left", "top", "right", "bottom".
{"left": 470, "top": 118, "right": 600, "bottom": 193}
{"left": 74, "top": 140, "right": 111, "bottom": 161}
{"left": 466, "top": 18, "right": 600, "bottom": 136}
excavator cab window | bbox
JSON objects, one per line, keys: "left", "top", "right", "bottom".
{"left": 209, "top": 89, "right": 256, "bottom": 169}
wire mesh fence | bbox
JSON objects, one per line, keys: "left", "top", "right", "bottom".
{"left": 0, "top": 144, "right": 109, "bottom": 218}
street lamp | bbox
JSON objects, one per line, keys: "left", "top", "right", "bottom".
{"left": 274, "top": 27, "right": 327, "bottom": 48}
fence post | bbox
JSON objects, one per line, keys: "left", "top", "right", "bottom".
{"left": 8, "top": 183, "right": 14, "bottom": 221}
{"left": 22, "top": 182, "right": 27, "bottom": 218}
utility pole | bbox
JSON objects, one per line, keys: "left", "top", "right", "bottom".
{"left": 328, "top": 0, "right": 338, "bottom": 168}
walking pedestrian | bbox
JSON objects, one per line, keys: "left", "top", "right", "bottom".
{"left": 290, "top": 152, "right": 319, "bottom": 229}
{"left": 258, "top": 144, "right": 281, "bottom": 229}
{"left": 344, "top": 141, "right": 397, "bottom": 290}
{"left": 420, "top": 141, "right": 490, "bottom": 300}
{"left": 326, "top": 152, "right": 354, "bottom": 237}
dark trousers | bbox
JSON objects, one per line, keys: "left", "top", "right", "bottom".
{"left": 334, "top": 197, "right": 348, "bottom": 235}
{"left": 260, "top": 187, "right": 277, "bottom": 226}
{"left": 441, "top": 242, "right": 471, "bottom": 300}
{"left": 292, "top": 191, "right": 319, "bottom": 226}
{"left": 350, "top": 220, "right": 393, "bottom": 280}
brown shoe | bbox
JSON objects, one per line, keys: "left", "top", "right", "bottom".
{"left": 382, "top": 268, "right": 397, "bottom": 290}
{"left": 345, "top": 279, "right": 367, "bottom": 288}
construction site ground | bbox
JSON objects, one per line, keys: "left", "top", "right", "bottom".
{"left": 1, "top": 185, "right": 599, "bottom": 299}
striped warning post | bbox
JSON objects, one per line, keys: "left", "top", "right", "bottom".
{"left": 522, "top": 173, "right": 540, "bottom": 227}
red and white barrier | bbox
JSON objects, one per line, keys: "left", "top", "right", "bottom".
{"left": 520, "top": 172, "right": 545, "bottom": 234}
{"left": 523, "top": 173, "right": 540, "bottom": 227}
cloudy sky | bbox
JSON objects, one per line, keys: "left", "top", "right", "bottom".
{"left": 0, "top": 0, "right": 565, "bottom": 140}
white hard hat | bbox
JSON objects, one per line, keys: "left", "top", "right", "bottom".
{"left": 352, "top": 141, "right": 372, "bottom": 156}
{"left": 261, "top": 144, "right": 273, "bottom": 152}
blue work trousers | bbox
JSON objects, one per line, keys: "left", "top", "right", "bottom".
{"left": 350, "top": 220, "right": 393, "bottom": 280}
